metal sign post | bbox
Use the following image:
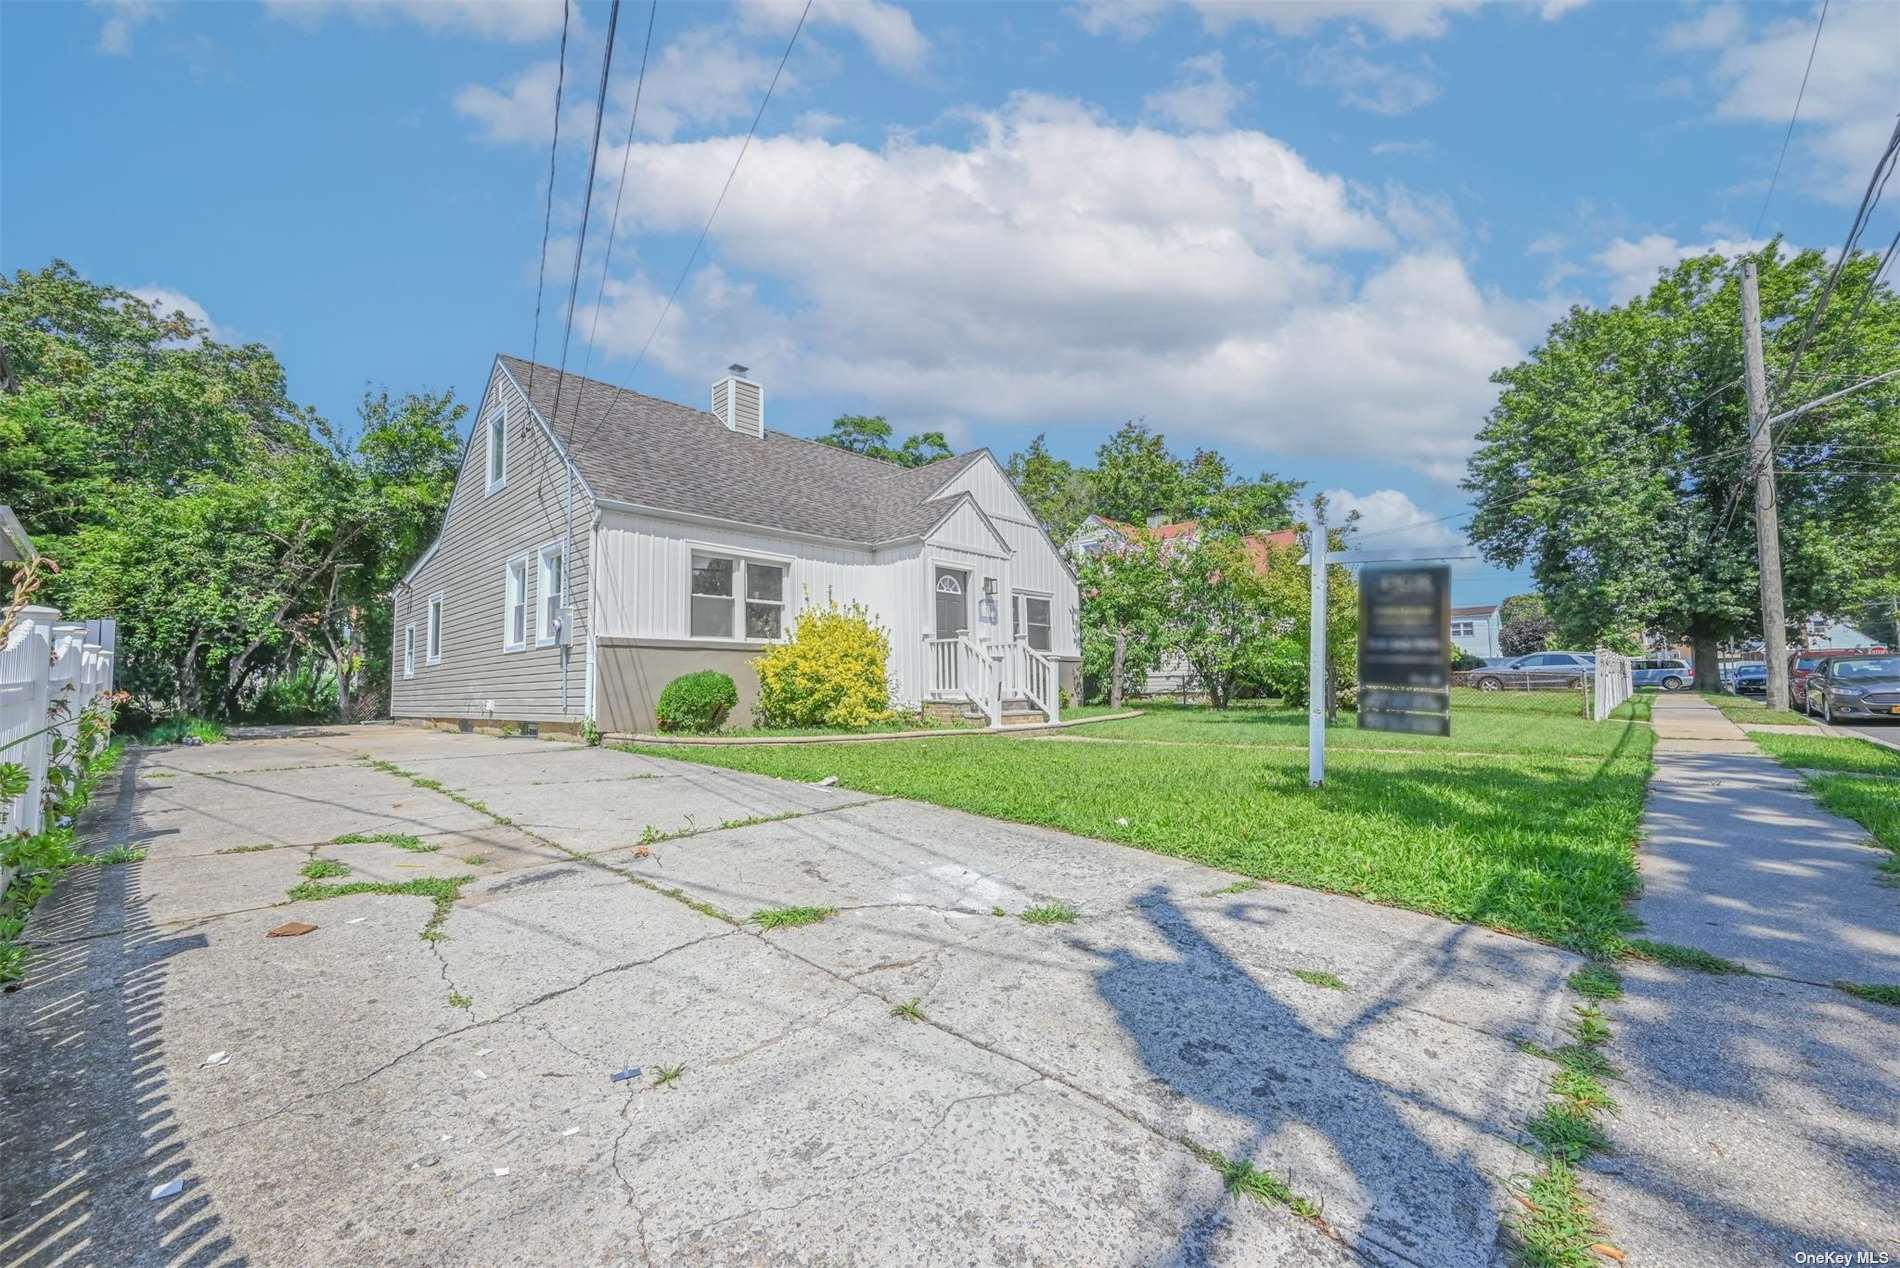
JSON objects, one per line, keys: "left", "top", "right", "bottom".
{"left": 1299, "top": 514, "right": 1476, "bottom": 789}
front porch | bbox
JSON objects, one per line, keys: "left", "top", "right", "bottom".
{"left": 925, "top": 634, "right": 1063, "bottom": 727}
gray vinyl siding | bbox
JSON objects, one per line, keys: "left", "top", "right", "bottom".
{"left": 389, "top": 362, "right": 594, "bottom": 723}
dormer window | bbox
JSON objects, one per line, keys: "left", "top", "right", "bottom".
{"left": 486, "top": 407, "right": 506, "bottom": 493}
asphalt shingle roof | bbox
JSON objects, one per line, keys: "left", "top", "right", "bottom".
{"left": 498, "top": 355, "right": 986, "bottom": 544}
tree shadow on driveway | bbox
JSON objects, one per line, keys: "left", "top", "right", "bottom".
{"left": 1078, "top": 885, "right": 1515, "bottom": 1268}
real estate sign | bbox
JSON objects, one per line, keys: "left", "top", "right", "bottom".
{"left": 1358, "top": 565, "right": 1451, "bottom": 736}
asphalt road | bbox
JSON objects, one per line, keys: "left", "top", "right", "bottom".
{"left": 1830, "top": 716, "right": 1900, "bottom": 752}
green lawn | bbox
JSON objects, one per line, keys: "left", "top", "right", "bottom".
{"left": 628, "top": 700, "right": 1655, "bottom": 954}
{"left": 1696, "top": 691, "right": 1816, "bottom": 727}
{"left": 1082, "top": 689, "right": 1647, "bottom": 759}
{"left": 1752, "top": 732, "right": 1900, "bottom": 775}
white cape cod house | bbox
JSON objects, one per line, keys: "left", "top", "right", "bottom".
{"left": 390, "top": 356, "right": 1080, "bottom": 735}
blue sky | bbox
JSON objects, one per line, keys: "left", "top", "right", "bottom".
{"left": 5, "top": 0, "right": 1893, "bottom": 603}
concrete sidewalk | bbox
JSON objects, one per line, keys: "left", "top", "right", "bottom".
{"left": 1, "top": 726, "right": 1580, "bottom": 1268}
{"left": 1595, "top": 713, "right": 1900, "bottom": 1264}
{"left": 1647, "top": 692, "right": 1757, "bottom": 751}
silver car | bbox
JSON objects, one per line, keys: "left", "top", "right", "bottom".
{"left": 1466, "top": 651, "right": 1596, "bottom": 692}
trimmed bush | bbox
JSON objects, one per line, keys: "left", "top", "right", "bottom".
{"left": 753, "top": 601, "right": 894, "bottom": 729}
{"left": 656, "top": 671, "right": 738, "bottom": 734}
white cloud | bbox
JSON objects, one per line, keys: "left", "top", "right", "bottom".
{"left": 792, "top": 109, "right": 847, "bottom": 137}
{"left": 576, "top": 95, "right": 1536, "bottom": 480}
{"left": 1300, "top": 44, "right": 1440, "bottom": 116}
{"left": 1674, "top": 1, "right": 1900, "bottom": 204}
{"left": 1370, "top": 139, "right": 1433, "bottom": 157}
{"left": 1538, "top": 0, "right": 1589, "bottom": 18}
{"left": 90, "top": 0, "right": 159, "bottom": 55}
{"left": 129, "top": 286, "right": 225, "bottom": 343}
{"left": 1660, "top": 5, "right": 1744, "bottom": 52}
{"left": 1069, "top": 0, "right": 1174, "bottom": 39}
{"left": 1193, "top": 0, "right": 1483, "bottom": 41}
{"left": 263, "top": 0, "right": 567, "bottom": 42}
{"left": 1323, "top": 487, "right": 1464, "bottom": 548}
{"left": 454, "top": 58, "right": 567, "bottom": 144}
{"left": 1143, "top": 52, "right": 1244, "bottom": 131}
{"left": 1594, "top": 233, "right": 1770, "bottom": 302}
{"left": 736, "top": 0, "right": 926, "bottom": 71}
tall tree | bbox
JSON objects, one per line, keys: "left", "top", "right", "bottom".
{"left": 1089, "top": 421, "right": 1185, "bottom": 525}
{"left": 1005, "top": 435, "right": 1093, "bottom": 539}
{"left": 814, "top": 414, "right": 951, "bottom": 468}
{"left": 1464, "top": 245, "right": 1900, "bottom": 682}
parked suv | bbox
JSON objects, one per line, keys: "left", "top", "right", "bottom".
{"left": 1805, "top": 653, "right": 1900, "bottom": 723}
{"left": 1466, "top": 651, "right": 1596, "bottom": 691}
{"left": 1632, "top": 658, "right": 1692, "bottom": 691}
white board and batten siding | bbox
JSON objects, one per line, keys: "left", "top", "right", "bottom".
{"left": 390, "top": 364, "right": 593, "bottom": 723}
{"left": 932, "top": 454, "right": 1080, "bottom": 655}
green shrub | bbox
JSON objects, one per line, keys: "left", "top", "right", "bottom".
{"left": 141, "top": 716, "right": 225, "bottom": 745}
{"left": 656, "top": 671, "right": 739, "bottom": 734}
{"left": 752, "top": 601, "right": 893, "bottom": 729}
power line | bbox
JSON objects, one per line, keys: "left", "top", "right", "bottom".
{"left": 545, "top": 0, "right": 623, "bottom": 444}
{"left": 573, "top": 0, "right": 658, "bottom": 421}
{"left": 526, "top": 0, "right": 573, "bottom": 400}
{"left": 1751, "top": 0, "right": 1829, "bottom": 238}
{"left": 563, "top": 0, "right": 813, "bottom": 468}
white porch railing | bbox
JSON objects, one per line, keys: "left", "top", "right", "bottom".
{"left": 1591, "top": 649, "right": 1633, "bottom": 721}
{"left": 1000, "top": 638, "right": 1060, "bottom": 724}
{"left": 927, "top": 635, "right": 1061, "bottom": 726}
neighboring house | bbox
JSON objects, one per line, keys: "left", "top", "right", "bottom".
{"left": 1801, "top": 615, "right": 1881, "bottom": 650}
{"left": 391, "top": 356, "right": 1080, "bottom": 735}
{"left": 1450, "top": 603, "right": 1502, "bottom": 660}
{"left": 1064, "top": 516, "right": 1300, "bottom": 697}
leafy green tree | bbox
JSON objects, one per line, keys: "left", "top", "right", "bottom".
{"left": 1005, "top": 435, "right": 1093, "bottom": 538}
{"left": 1159, "top": 535, "right": 1286, "bottom": 709}
{"left": 1076, "top": 534, "right": 1170, "bottom": 702}
{"left": 1499, "top": 611, "right": 1556, "bottom": 657}
{"left": 1464, "top": 244, "right": 1900, "bottom": 683}
{"left": 1090, "top": 421, "right": 1186, "bottom": 525}
{"left": 1499, "top": 593, "right": 1546, "bottom": 627}
{"left": 814, "top": 414, "right": 952, "bottom": 468}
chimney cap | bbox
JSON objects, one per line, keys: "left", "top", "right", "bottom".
{"left": 728, "top": 363, "right": 749, "bottom": 377}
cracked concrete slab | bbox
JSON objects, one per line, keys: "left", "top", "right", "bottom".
{"left": 3, "top": 725, "right": 1620, "bottom": 1266}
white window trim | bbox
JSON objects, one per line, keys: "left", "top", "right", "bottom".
{"left": 1013, "top": 589, "right": 1054, "bottom": 652}
{"left": 426, "top": 593, "right": 444, "bottom": 665}
{"left": 503, "top": 554, "right": 530, "bottom": 653}
{"left": 403, "top": 624, "right": 416, "bottom": 678}
{"left": 485, "top": 407, "right": 507, "bottom": 495}
{"left": 687, "top": 548, "right": 790, "bottom": 643}
{"left": 536, "top": 540, "right": 565, "bottom": 648}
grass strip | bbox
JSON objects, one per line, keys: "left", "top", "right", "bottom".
{"left": 1833, "top": 980, "right": 1900, "bottom": 1008}
{"left": 750, "top": 905, "right": 836, "bottom": 930}
{"left": 1751, "top": 732, "right": 1900, "bottom": 776}
{"left": 1620, "top": 939, "right": 1751, "bottom": 975}
{"left": 332, "top": 830, "right": 437, "bottom": 853}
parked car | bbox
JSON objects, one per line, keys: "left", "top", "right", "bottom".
{"left": 1728, "top": 662, "right": 1767, "bottom": 695}
{"left": 1789, "top": 648, "right": 1863, "bottom": 710}
{"left": 1631, "top": 658, "right": 1693, "bottom": 691}
{"left": 1466, "top": 651, "right": 1597, "bottom": 691}
{"left": 1805, "top": 654, "right": 1900, "bottom": 723}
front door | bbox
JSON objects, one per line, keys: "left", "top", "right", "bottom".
{"left": 934, "top": 568, "right": 968, "bottom": 639}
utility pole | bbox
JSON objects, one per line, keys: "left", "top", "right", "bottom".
{"left": 1305, "top": 500, "right": 1328, "bottom": 788}
{"left": 1741, "top": 260, "right": 1791, "bottom": 711}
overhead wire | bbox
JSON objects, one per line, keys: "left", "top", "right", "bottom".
{"left": 1751, "top": 0, "right": 1829, "bottom": 239}
{"left": 526, "top": 0, "right": 573, "bottom": 401}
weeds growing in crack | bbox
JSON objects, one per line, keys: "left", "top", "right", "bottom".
{"left": 333, "top": 830, "right": 437, "bottom": 853}
{"left": 1202, "top": 880, "right": 1257, "bottom": 897}
{"left": 890, "top": 997, "right": 925, "bottom": 1022}
{"left": 1020, "top": 902, "right": 1077, "bottom": 926}
{"left": 214, "top": 843, "right": 274, "bottom": 855}
{"left": 299, "top": 858, "right": 350, "bottom": 880}
{"left": 750, "top": 905, "right": 836, "bottom": 931}
{"left": 1833, "top": 980, "right": 1900, "bottom": 1007}
{"left": 80, "top": 845, "right": 146, "bottom": 865}
{"left": 420, "top": 928, "right": 449, "bottom": 944}
{"left": 1292, "top": 969, "right": 1347, "bottom": 991}
{"left": 717, "top": 812, "right": 798, "bottom": 832}
{"left": 1506, "top": 956, "right": 1625, "bottom": 1266}
{"left": 462, "top": 853, "right": 489, "bottom": 865}
{"left": 656, "top": 885, "right": 735, "bottom": 923}
{"left": 1566, "top": 964, "right": 1622, "bottom": 1000}
{"left": 448, "top": 991, "right": 473, "bottom": 1011}
{"left": 1190, "top": 1145, "right": 1323, "bottom": 1223}
{"left": 363, "top": 758, "right": 515, "bottom": 826}
{"left": 653, "top": 1063, "right": 686, "bottom": 1089}
{"left": 990, "top": 905, "right": 1006, "bottom": 917}
{"left": 1618, "top": 938, "right": 1750, "bottom": 975}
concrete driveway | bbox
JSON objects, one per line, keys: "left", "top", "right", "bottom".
{"left": 6, "top": 726, "right": 1586, "bottom": 1266}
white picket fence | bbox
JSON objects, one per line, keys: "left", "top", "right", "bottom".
{"left": 2, "top": 604, "right": 116, "bottom": 894}
{"left": 1591, "top": 649, "right": 1634, "bottom": 722}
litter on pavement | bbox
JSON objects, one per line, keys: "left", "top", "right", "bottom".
{"left": 149, "top": 1179, "right": 184, "bottom": 1200}
{"left": 493, "top": 1167, "right": 510, "bottom": 1178}
{"left": 814, "top": 775, "right": 839, "bottom": 787}
{"left": 610, "top": 1066, "right": 641, "bottom": 1083}
{"left": 204, "top": 1052, "right": 230, "bottom": 1066}
{"left": 267, "top": 921, "right": 318, "bottom": 938}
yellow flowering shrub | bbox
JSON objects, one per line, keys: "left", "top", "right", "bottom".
{"left": 752, "top": 601, "right": 894, "bottom": 729}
